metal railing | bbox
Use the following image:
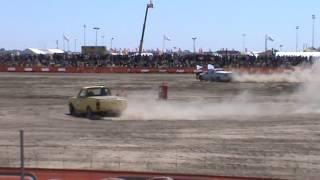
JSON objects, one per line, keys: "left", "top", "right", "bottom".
{"left": 0, "top": 144, "right": 318, "bottom": 179}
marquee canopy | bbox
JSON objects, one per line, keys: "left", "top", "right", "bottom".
{"left": 23, "top": 48, "right": 64, "bottom": 55}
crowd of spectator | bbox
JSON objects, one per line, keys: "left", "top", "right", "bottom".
{"left": 0, "top": 53, "right": 314, "bottom": 69}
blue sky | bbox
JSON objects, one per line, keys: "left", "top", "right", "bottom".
{"left": 1, "top": 0, "right": 320, "bottom": 52}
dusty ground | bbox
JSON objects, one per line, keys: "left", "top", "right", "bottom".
{"left": 0, "top": 72, "right": 320, "bottom": 179}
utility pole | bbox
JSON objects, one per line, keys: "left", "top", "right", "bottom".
{"left": 138, "top": 0, "right": 154, "bottom": 56}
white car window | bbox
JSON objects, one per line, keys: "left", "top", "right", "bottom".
{"left": 87, "top": 88, "right": 110, "bottom": 96}
{"left": 79, "top": 90, "right": 87, "bottom": 97}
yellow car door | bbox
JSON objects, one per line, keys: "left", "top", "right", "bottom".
{"left": 75, "top": 89, "right": 88, "bottom": 113}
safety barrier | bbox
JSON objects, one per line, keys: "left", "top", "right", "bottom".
{"left": 0, "top": 66, "right": 295, "bottom": 74}
{"left": 0, "top": 167, "right": 279, "bottom": 180}
{"left": 0, "top": 66, "right": 196, "bottom": 74}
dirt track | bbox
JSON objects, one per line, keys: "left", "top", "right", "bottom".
{"left": 0, "top": 72, "right": 320, "bottom": 179}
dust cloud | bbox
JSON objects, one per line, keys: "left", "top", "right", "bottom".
{"left": 233, "top": 68, "right": 311, "bottom": 83}
{"left": 122, "top": 96, "right": 288, "bottom": 120}
{"left": 122, "top": 62, "right": 320, "bottom": 120}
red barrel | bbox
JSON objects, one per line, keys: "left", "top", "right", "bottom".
{"left": 159, "top": 82, "right": 168, "bottom": 100}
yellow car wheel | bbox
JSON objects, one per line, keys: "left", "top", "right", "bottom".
{"left": 114, "top": 112, "right": 122, "bottom": 117}
{"left": 86, "top": 107, "right": 93, "bottom": 119}
{"left": 69, "top": 104, "right": 75, "bottom": 116}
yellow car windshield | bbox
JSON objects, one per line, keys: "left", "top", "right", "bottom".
{"left": 87, "top": 88, "right": 109, "bottom": 97}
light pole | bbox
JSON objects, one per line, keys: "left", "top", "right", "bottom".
{"left": 242, "top": 33, "right": 246, "bottom": 52}
{"left": 192, "top": 37, "right": 197, "bottom": 53}
{"left": 83, "top": 24, "right": 87, "bottom": 46}
{"left": 279, "top": 44, "right": 283, "bottom": 51}
{"left": 312, "top": 14, "right": 316, "bottom": 48}
{"left": 110, "top": 37, "right": 114, "bottom": 51}
{"left": 265, "top": 35, "right": 268, "bottom": 52}
{"left": 162, "top": 35, "right": 171, "bottom": 53}
{"left": 101, "top": 35, "right": 105, "bottom": 46}
{"left": 74, "top": 39, "right": 77, "bottom": 52}
{"left": 93, "top": 27, "right": 100, "bottom": 47}
{"left": 296, "top": 26, "right": 299, "bottom": 52}
{"left": 162, "top": 35, "right": 166, "bottom": 53}
{"left": 138, "top": 0, "right": 154, "bottom": 56}
{"left": 265, "top": 35, "right": 274, "bottom": 52}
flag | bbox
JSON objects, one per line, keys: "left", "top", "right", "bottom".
{"left": 163, "top": 35, "right": 171, "bottom": 41}
{"left": 267, "top": 35, "right": 274, "bottom": 42}
{"left": 208, "top": 64, "right": 215, "bottom": 70}
{"left": 196, "top": 65, "right": 203, "bottom": 70}
{"left": 63, "top": 34, "right": 70, "bottom": 42}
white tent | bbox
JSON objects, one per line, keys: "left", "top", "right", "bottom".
{"left": 47, "top": 49, "right": 64, "bottom": 54}
{"left": 23, "top": 48, "right": 46, "bottom": 55}
{"left": 23, "top": 48, "right": 64, "bottom": 55}
{"left": 276, "top": 52, "right": 320, "bottom": 57}
{"left": 133, "top": 52, "right": 153, "bottom": 56}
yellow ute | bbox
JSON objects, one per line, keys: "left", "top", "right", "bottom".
{"left": 68, "top": 86, "right": 127, "bottom": 118}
